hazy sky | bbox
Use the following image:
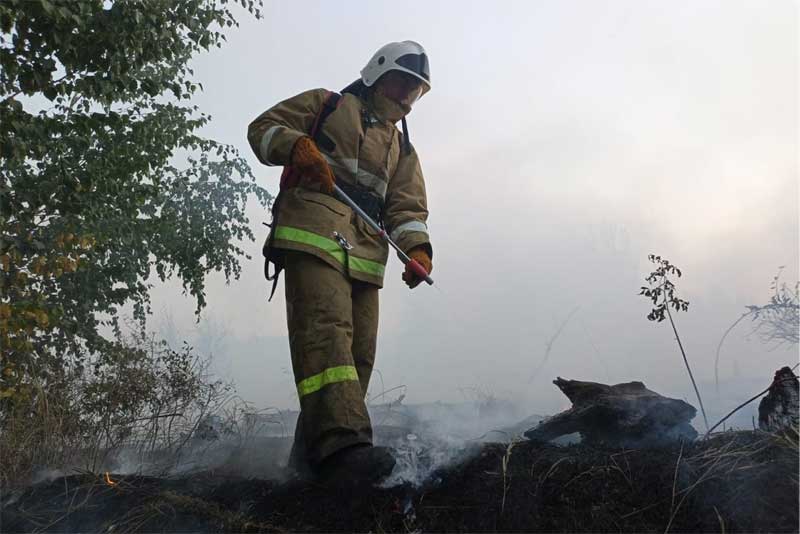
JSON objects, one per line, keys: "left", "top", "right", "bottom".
{"left": 145, "top": 0, "right": 798, "bottom": 421}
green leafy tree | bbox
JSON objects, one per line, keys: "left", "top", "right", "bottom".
{"left": 0, "top": 0, "right": 269, "bottom": 404}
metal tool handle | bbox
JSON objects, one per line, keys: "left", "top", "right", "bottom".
{"left": 332, "top": 184, "right": 434, "bottom": 286}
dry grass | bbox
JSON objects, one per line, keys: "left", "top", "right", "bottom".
{"left": 664, "top": 428, "right": 798, "bottom": 533}
{"left": 0, "top": 327, "right": 237, "bottom": 489}
{"left": 3, "top": 429, "right": 797, "bottom": 533}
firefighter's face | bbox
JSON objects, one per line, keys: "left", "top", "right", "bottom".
{"left": 375, "top": 70, "right": 424, "bottom": 107}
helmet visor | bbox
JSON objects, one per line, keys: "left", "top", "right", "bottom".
{"left": 395, "top": 53, "right": 430, "bottom": 83}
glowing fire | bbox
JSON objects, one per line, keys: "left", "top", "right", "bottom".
{"left": 104, "top": 472, "right": 117, "bottom": 486}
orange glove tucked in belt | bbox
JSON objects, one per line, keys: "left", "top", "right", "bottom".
{"left": 290, "top": 136, "right": 335, "bottom": 194}
{"left": 402, "top": 247, "right": 432, "bottom": 289}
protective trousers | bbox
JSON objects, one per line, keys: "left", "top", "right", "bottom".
{"left": 283, "top": 250, "right": 379, "bottom": 468}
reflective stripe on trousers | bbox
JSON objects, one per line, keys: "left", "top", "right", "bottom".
{"left": 297, "top": 365, "right": 359, "bottom": 398}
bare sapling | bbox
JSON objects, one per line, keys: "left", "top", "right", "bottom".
{"left": 639, "top": 254, "right": 709, "bottom": 432}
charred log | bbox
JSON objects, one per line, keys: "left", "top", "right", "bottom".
{"left": 524, "top": 377, "right": 697, "bottom": 446}
{"left": 758, "top": 366, "right": 799, "bottom": 432}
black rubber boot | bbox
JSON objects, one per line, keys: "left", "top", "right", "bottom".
{"left": 315, "top": 444, "right": 396, "bottom": 486}
{"left": 288, "top": 440, "right": 314, "bottom": 481}
{"left": 287, "top": 417, "right": 315, "bottom": 481}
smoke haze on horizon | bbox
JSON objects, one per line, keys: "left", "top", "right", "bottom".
{"left": 126, "top": 1, "right": 797, "bottom": 425}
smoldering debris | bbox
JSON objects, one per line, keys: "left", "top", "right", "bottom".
{"left": 377, "top": 430, "right": 480, "bottom": 489}
{"left": 6, "top": 388, "right": 797, "bottom": 533}
{"left": 23, "top": 398, "right": 530, "bottom": 494}
{"left": 3, "top": 430, "right": 797, "bottom": 533}
{"left": 369, "top": 399, "right": 533, "bottom": 487}
{"left": 524, "top": 377, "right": 698, "bottom": 447}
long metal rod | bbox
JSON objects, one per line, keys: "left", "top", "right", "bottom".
{"left": 332, "top": 184, "right": 433, "bottom": 286}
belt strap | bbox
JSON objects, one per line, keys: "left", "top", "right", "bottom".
{"left": 336, "top": 180, "right": 384, "bottom": 223}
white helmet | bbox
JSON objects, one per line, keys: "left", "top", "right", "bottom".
{"left": 360, "top": 40, "right": 431, "bottom": 95}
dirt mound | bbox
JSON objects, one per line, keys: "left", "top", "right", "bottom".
{"left": 2, "top": 431, "right": 796, "bottom": 532}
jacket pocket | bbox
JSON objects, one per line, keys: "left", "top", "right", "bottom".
{"left": 297, "top": 188, "right": 350, "bottom": 217}
{"left": 356, "top": 214, "right": 383, "bottom": 239}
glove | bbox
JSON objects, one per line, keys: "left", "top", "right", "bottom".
{"left": 290, "top": 136, "right": 335, "bottom": 194}
{"left": 402, "top": 247, "right": 432, "bottom": 289}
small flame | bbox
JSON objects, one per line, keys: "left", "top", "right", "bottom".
{"left": 104, "top": 472, "right": 117, "bottom": 486}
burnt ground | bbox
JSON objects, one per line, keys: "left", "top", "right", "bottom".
{"left": 2, "top": 430, "right": 797, "bottom": 533}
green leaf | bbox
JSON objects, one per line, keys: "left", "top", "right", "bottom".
{"left": 43, "top": 86, "right": 58, "bottom": 101}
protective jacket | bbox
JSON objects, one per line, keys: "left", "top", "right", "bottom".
{"left": 247, "top": 88, "right": 432, "bottom": 288}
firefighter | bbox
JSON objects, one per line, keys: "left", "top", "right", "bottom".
{"left": 247, "top": 41, "right": 433, "bottom": 484}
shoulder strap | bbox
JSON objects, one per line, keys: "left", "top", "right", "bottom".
{"left": 401, "top": 116, "right": 412, "bottom": 155}
{"left": 311, "top": 91, "right": 341, "bottom": 152}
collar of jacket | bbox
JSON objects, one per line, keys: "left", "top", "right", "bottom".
{"left": 365, "top": 90, "right": 411, "bottom": 124}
